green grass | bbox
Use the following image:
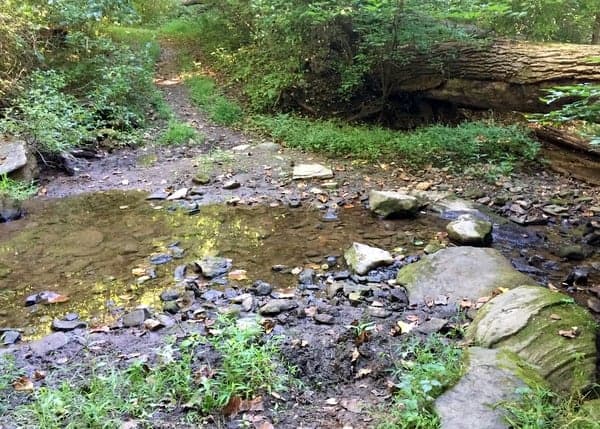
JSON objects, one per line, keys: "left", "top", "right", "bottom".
{"left": 500, "top": 385, "right": 600, "bottom": 429}
{"left": 250, "top": 114, "right": 540, "bottom": 170}
{"left": 376, "top": 336, "right": 464, "bottom": 429}
{"left": 159, "top": 17, "right": 207, "bottom": 41}
{"left": 103, "top": 26, "right": 160, "bottom": 61}
{"left": 0, "top": 354, "right": 24, "bottom": 416}
{"left": 159, "top": 120, "right": 204, "bottom": 145}
{"left": 185, "top": 76, "right": 244, "bottom": 126}
{"left": 0, "top": 175, "right": 38, "bottom": 200}
{"left": 10, "top": 318, "right": 290, "bottom": 427}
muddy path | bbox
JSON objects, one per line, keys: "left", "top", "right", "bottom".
{"left": 1, "top": 44, "right": 599, "bottom": 429}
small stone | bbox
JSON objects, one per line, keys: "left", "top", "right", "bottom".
{"left": 314, "top": 313, "right": 335, "bottom": 324}
{"left": 156, "top": 314, "right": 175, "bottom": 328}
{"left": 368, "top": 306, "right": 391, "bottom": 318}
{"left": 150, "top": 253, "right": 173, "bottom": 265}
{"left": 223, "top": 179, "right": 241, "bottom": 190}
{"left": 29, "top": 332, "right": 69, "bottom": 355}
{"left": 299, "top": 269, "right": 315, "bottom": 285}
{"left": 292, "top": 164, "right": 333, "bottom": 180}
{"left": 122, "top": 309, "right": 151, "bottom": 327}
{"left": 446, "top": 214, "right": 493, "bottom": 246}
{"left": 253, "top": 281, "right": 273, "bottom": 296}
{"left": 160, "top": 289, "right": 180, "bottom": 302}
{"left": 173, "top": 265, "right": 187, "bottom": 282}
{"left": 416, "top": 318, "right": 448, "bottom": 334}
{"left": 144, "top": 319, "right": 163, "bottom": 331}
{"left": 51, "top": 319, "right": 86, "bottom": 332}
{"left": 415, "top": 181, "right": 433, "bottom": 191}
{"left": 326, "top": 282, "right": 344, "bottom": 299}
{"left": 587, "top": 297, "right": 600, "bottom": 313}
{"left": 202, "top": 289, "right": 223, "bottom": 302}
{"left": 241, "top": 296, "right": 254, "bottom": 312}
{"left": 558, "top": 245, "right": 585, "bottom": 261}
{"left": 163, "top": 301, "right": 180, "bottom": 314}
{"left": 166, "top": 188, "right": 188, "bottom": 200}
{"left": 565, "top": 267, "right": 589, "bottom": 286}
{"left": 369, "top": 190, "right": 419, "bottom": 218}
{"left": 146, "top": 189, "right": 169, "bottom": 200}
{"left": 1, "top": 330, "right": 21, "bottom": 345}
{"left": 348, "top": 292, "right": 362, "bottom": 304}
{"left": 344, "top": 242, "right": 394, "bottom": 275}
{"left": 259, "top": 299, "right": 298, "bottom": 315}
{"left": 192, "top": 174, "right": 211, "bottom": 185}
{"left": 195, "top": 256, "right": 232, "bottom": 278}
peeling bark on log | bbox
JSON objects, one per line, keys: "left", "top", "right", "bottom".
{"left": 390, "top": 40, "right": 600, "bottom": 112}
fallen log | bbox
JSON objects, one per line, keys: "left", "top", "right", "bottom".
{"left": 388, "top": 40, "right": 600, "bottom": 113}
{"left": 530, "top": 124, "right": 600, "bottom": 159}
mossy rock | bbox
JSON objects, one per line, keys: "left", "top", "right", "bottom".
{"left": 467, "top": 285, "right": 598, "bottom": 393}
{"left": 435, "top": 347, "right": 544, "bottom": 429}
{"left": 396, "top": 247, "right": 535, "bottom": 308}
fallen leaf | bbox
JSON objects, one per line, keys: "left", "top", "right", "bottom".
{"left": 13, "top": 376, "right": 34, "bottom": 392}
{"left": 550, "top": 314, "right": 562, "bottom": 321}
{"left": 223, "top": 395, "right": 243, "bottom": 417}
{"left": 354, "top": 368, "right": 372, "bottom": 379}
{"left": 559, "top": 327, "right": 580, "bottom": 339}
{"left": 90, "top": 325, "right": 110, "bottom": 333}
{"left": 325, "top": 398, "right": 339, "bottom": 406}
{"left": 261, "top": 319, "right": 275, "bottom": 334}
{"left": 33, "top": 370, "right": 46, "bottom": 381}
{"left": 351, "top": 348, "right": 360, "bottom": 363}
{"left": 397, "top": 321, "right": 415, "bottom": 334}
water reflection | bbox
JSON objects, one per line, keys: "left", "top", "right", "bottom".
{"left": 0, "top": 191, "right": 447, "bottom": 338}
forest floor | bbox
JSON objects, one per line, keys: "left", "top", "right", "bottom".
{"left": 1, "top": 43, "right": 600, "bottom": 429}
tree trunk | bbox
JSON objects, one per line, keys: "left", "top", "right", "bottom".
{"left": 388, "top": 39, "right": 600, "bottom": 112}
{"left": 530, "top": 124, "right": 600, "bottom": 158}
{"left": 592, "top": 13, "right": 600, "bottom": 45}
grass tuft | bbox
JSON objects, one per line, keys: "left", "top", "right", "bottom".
{"left": 159, "top": 120, "right": 204, "bottom": 145}
{"left": 0, "top": 175, "right": 37, "bottom": 200}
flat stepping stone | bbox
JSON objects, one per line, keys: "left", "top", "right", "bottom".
{"left": 292, "top": 164, "right": 333, "bottom": 180}
{"left": 396, "top": 247, "right": 534, "bottom": 308}
{"left": 435, "top": 347, "right": 529, "bottom": 429}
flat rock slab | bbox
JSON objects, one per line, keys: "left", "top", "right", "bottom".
{"left": 468, "top": 285, "right": 597, "bottom": 392}
{"left": 29, "top": 332, "right": 70, "bottom": 355}
{"left": 344, "top": 242, "right": 394, "bottom": 275}
{"left": 435, "top": 347, "right": 527, "bottom": 429}
{"left": 396, "top": 247, "right": 534, "bottom": 307}
{"left": 369, "top": 190, "right": 419, "bottom": 218}
{"left": 0, "top": 141, "right": 28, "bottom": 175}
{"left": 292, "top": 164, "right": 333, "bottom": 180}
{"left": 195, "top": 256, "right": 232, "bottom": 278}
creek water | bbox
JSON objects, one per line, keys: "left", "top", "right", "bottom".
{"left": 0, "top": 191, "right": 452, "bottom": 338}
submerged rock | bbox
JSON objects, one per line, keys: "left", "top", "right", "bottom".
{"left": 0, "top": 196, "right": 22, "bottom": 222}
{"left": 344, "top": 242, "right": 394, "bottom": 275}
{"left": 446, "top": 214, "right": 493, "bottom": 246}
{"left": 435, "top": 347, "right": 532, "bottom": 429}
{"left": 467, "top": 285, "right": 597, "bottom": 392}
{"left": 195, "top": 256, "right": 232, "bottom": 278}
{"left": 368, "top": 190, "right": 419, "bottom": 218}
{"left": 396, "top": 247, "right": 534, "bottom": 307}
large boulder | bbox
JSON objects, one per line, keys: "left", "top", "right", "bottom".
{"left": 0, "top": 139, "right": 38, "bottom": 181}
{"left": 467, "top": 285, "right": 598, "bottom": 392}
{"left": 368, "top": 190, "right": 419, "bottom": 218}
{"left": 396, "top": 247, "right": 534, "bottom": 307}
{"left": 435, "top": 347, "right": 539, "bottom": 429}
{"left": 344, "top": 242, "right": 394, "bottom": 275}
{"left": 446, "top": 214, "right": 493, "bottom": 246}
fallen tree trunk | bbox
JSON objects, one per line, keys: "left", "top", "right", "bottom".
{"left": 389, "top": 40, "right": 600, "bottom": 112}
{"left": 530, "top": 124, "right": 600, "bottom": 159}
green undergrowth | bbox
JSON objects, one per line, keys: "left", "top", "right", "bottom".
{"left": 0, "top": 354, "right": 24, "bottom": 416}
{"left": 500, "top": 384, "right": 600, "bottom": 429}
{"left": 186, "top": 76, "right": 244, "bottom": 126}
{"left": 0, "top": 175, "right": 38, "bottom": 200}
{"left": 8, "top": 318, "right": 291, "bottom": 427}
{"left": 376, "top": 336, "right": 464, "bottom": 429}
{"left": 250, "top": 114, "right": 539, "bottom": 170}
{"left": 159, "top": 120, "right": 204, "bottom": 146}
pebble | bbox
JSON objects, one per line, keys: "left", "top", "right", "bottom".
{"left": 314, "top": 313, "right": 335, "bottom": 325}
{"left": 122, "top": 309, "right": 151, "bottom": 327}
{"left": 253, "top": 281, "right": 273, "bottom": 296}
{"left": 160, "top": 289, "right": 180, "bottom": 302}
{"left": 150, "top": 254, "right": 173, "bottom": 265}
{"left": 51, "top": 319, "right": 86, "bottom": 332}
{"left": 1, "top": 330, "right": 21, "bottom": 345}
{"left": 223, "top": 180, "right": 241, "bottom": 190}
